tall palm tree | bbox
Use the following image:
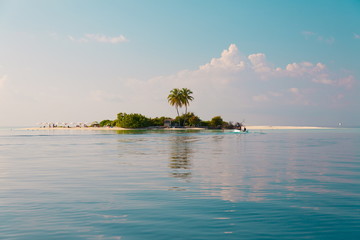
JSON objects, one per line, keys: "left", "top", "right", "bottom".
{"left": 180, "top": 88, "right": 194, "bottom": 115}
{"left": 167, "top": 88, "right": 183, "bottom": 119}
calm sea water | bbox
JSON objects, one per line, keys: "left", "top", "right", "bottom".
{"left": 0, "top": 127, "right": 359, "bottom": 239}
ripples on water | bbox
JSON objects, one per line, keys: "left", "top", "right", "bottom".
{"left": 0, "top": 128, "right": 359, "bottom": 239}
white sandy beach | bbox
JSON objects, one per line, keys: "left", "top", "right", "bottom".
{"left": 245, "top": 126, "right": 332, "bottom": 130}
{"left": 24, "top": 126, "right": 332, "bottom": 131}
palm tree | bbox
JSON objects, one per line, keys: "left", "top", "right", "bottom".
{"left": 180, "top": 88, "right": 194, "bottom": 115}
{"left": 167, "top": 88, "right": 183, "bottom": 119}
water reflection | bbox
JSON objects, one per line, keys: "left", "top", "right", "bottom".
{"left": 111, "top": 130, "right": 360, "bottom": 205}
{"left": 195, "top": 134, "right": 269, "bottom": 202}
{"left": 168, "top": 135, "right": 195, "bottom": 180}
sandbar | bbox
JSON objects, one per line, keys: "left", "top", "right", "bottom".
{"left": 23, "top": 126, "right": 332, "bottom": 131}
{"left": 245, "top": 126, "right": 333, "bottom": 130}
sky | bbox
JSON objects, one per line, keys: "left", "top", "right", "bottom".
{"left": 0, "top": 0, "right": 359, "bottom": 127}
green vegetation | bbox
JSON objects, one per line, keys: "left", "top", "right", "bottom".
{"left": 174, "top": 112, "right": 201, "bottom": 127}
{"left": 96, "top": 88, "right": 244, "bottom": 129}
{"left": 180, "top": 88, "right": 194, "bottom": 115}
{"left": 187, "top": 113, "right": 201, "bottom": 127}
{"left": 99, "top": 120, "right": 113, "bottom": 127}
{"left": 210, "top": 116, "right": 224, "bottom": 129}
{"left": 116, "top": 113, "right": 151, "bottom": 128}
{"left": 167, "top": 88, "right": 194, "bottom": 126}
{"left": 98, "top": 112, "right": 241, "bottom": 129}
{"left": 167, "top": 88, "right": 183, "bottom": 119}
{"left": 150, "top": 116, "right": 169, "bottom": 126}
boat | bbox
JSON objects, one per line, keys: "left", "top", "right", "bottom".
{"left": 233, "top": 129, "right": 248, "bottom": 133}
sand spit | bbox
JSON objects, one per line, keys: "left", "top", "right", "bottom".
{"left": 23, "top": 126, "right": 333, "bottom": 131}
{"left": 246, "top": 126, "right": 333, "bottom": 130}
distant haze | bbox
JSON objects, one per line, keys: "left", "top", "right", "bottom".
{"left": 0, "top": 1, "right": 359, "bottom": 127}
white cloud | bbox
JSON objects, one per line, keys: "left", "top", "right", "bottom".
{"left": 312, "top": 74, "right": 355, "bottom": 89}
{"left": 248, "top": 53, "right": 272, "bottom": 74}
{"left": 68, "top": 34, "right": 128, "bottom": 44}
{"left": 199, "top": 44, "right": 245, "bottom": 72}
{"left": 302, "top": 31, "right": 335, "bottom": 44}
{"left": 85, "top": 34, "right": 128, "bottom": 43}
{"left": 354, "top": 33, "right": 360, "bottom": 39}
{"left": 283, "top": 62, "right": 325, "bottom": 77}
{"left": 68, "top": 35, "right": 88, "bottom": 43}
{"left": 91, "top": 44, "right": 355, "bottom": 123}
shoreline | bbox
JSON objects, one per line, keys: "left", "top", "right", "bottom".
{"left": 23, "top": 126, "right": 334, "bottom": 131}
{"left": 245, "top": 125, "right": 333, "bottom": 130}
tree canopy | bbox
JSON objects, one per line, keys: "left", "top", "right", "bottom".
{"left": 168, "top": 88, "right": 194, "bottom": 125}
{"left": 167, "top": 88, "right": 183, "bottom": 118}
{"left": 180, "top": 88, "right": 194, "bottom": 115}
{"left": 210, "top": 116, "right": 224, "bottom": 129}
{"left": 116, "top": 113, "right": 151, "bottom": 128}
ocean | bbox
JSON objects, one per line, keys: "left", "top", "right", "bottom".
{"left": 0, "top": 127, "right": 359, "bottom": 239}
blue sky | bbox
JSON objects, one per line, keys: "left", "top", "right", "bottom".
{"left": 0, "top": 0, "right": 359, "bottom": 126}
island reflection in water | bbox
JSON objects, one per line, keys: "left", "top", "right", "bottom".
{"left": 165, "top": 132, "right": 270, "bottom": 202}
{"left": 112, "top": 130, "right": 359, "bottom": 205}
{"left": 1, "top": 128, "right": 359, "bottom": 239}
{"left": 168, "top": 134, "right": 194, "bottom": 180}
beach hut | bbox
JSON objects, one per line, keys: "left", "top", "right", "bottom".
{"left": 164, "top": 119, "right": 174, "bottom": 128}
{"left": 90, "top": 121, "right": 100, "bottom": 127}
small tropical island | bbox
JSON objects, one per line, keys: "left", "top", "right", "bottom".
{"left": 30, "top": 88, "right": 330, "bottom": 131}
{"left": 94, "top": 88, "right": 244, "bottom": 130}
{"left": 34, "top": 88, "right": 246, "bottom": 131}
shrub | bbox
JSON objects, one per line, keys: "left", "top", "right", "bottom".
{"left": 188, "top": 115, "right": 201, "bottom": 127}
{"left": 200, "top": 121, "right": 210, "bottom": 127}
{"left": 210, "top": 116, "right": 223, "bottom": 129}
{"left": 150, "top": 116, "right": 170, "bottom": 126}
{"left": 174, "top": 112, "right": 201, "bottom": 127}
{"left": 116, "top": 113, "right": 151, "bottom": 128}
{"left": 99, "top": 119, "right": 112, "bottom": 127}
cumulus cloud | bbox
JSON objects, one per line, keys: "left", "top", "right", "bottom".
{"left": 94, "top": 44, "right": 356, "bottom": 123}
{"left": 283, "top": 62, "right": 325, "bottom": 76}
{"left": 199, "top": 44, "right": 245, "bottom": 71}
{"left": 141, "top": 43, "right": 350, "bottom": 93}
{"left": 68, "top": 34, "right": 128, "bottom": 43}
{"left": 248, "top": 53, "right": 272, "bottom": 73}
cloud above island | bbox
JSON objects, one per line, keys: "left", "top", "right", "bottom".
{"left": 68, "top": 34, "right": 128, "bottom": 43}
{"left": 97, "top": 44, "right": 356, "bottom": 124}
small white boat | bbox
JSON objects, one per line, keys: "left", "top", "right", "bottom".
{"left": 233, "top": 129, "right": 248, "bottom": 133}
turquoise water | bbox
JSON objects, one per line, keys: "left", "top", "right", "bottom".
{"left": 0, "top": 128, "right": 359, "bottom": 239}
